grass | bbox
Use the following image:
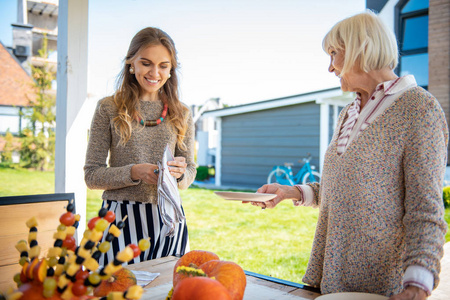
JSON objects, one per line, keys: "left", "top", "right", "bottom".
{"left": 2, "top": 167, "right": 450, "bottom": 283}
{"left": 79, "top": 185, "right": 318, "bottom": 282}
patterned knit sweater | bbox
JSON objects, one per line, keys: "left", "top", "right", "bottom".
{"left": 303, "top": 87, "right": 448, "bottom": 296}
{"left": 84, "top": 96, "right": 196, "bottom": 204}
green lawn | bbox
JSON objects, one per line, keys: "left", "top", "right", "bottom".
{"left": 1, "top": 167, "right": 450, "bottom": 284}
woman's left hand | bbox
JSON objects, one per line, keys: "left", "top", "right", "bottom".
{"left": 389, "top": 286, "right": 427, "bottom": 300}
{"left": 167, "top": 156, "right": 187, "bottom": 179}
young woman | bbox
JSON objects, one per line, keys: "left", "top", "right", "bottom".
{"left": 84, "top": 27, "right": 196, "bottom": 265}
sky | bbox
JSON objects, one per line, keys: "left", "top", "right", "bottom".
{"left": 0, "top": 0, "right": 366, "bottom": 107}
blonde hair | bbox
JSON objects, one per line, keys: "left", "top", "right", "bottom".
{"left": 322, "top": 11, "right": 398, "bottom": 75}
{"left": 112, "top": 27, "right": 189, "bottom": 150}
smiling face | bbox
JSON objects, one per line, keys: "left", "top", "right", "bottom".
{"left": 131, "top": 44, "right": 172, "bottom": 101}
{"left": 327, "top": 47, "right": 362, "bottom": 93}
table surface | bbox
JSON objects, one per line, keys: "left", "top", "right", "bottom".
{"left": 126, "top": 256, "right": 322, "bottom": 300}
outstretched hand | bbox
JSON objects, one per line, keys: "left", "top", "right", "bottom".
{"left": 243, "top": 183, "right": 302, "bottom": 209}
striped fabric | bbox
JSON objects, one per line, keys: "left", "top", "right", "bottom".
{"left": 336, "top": 96, "right": 361, "bottom": 155}
{"left": 98, "top": 200, "right": 189, "bottom": 266}
{"left": 336, "top": 76, "right": 416, "bottom": 155}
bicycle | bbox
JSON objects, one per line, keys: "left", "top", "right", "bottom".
{"left": 267, "top": 154, "right": 321, "bottom": 185}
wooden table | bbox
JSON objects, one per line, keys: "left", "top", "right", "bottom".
{"left": 127, "top": 256, "right": 322, "bottom": 300}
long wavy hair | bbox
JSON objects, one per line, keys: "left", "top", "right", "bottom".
{"left": 112, "top": 27, "right": 188, "bottom": 149}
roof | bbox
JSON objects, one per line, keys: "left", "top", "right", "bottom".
{"left": 28, "top": 0, "right": 59, "bottom": 17}
{"left": 0, "top": 42, "right": 36, "bottom": 106}
{"left": 202, "top": 87, "right": 350, "bottom": 118}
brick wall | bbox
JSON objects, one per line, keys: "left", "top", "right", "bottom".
{"left": 429, "top": 0, "right": 450, "bottom": 158}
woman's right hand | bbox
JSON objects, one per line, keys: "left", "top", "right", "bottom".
{"left": 244, "top": 183, "right": 302, "bottom": 209}
{"left": 131, "top": 163, "right": 159, "bottom": 185}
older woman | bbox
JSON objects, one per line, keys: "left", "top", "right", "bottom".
{"left": 250, "top": 11, "right": 448, "bottom": 299}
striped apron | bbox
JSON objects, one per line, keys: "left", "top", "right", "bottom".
{"left": 98, "top": 200, "right": 189, "bottom": 266}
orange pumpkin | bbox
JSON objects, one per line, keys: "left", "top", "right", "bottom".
{"left": 172, "top": 277, "right": 232, "bottom": 300}
{"left": 93, "top": 268, "right": 137, "bottom": 297}
{"left": 172, "top": 250, "right": 219, "bottom": 287}
{"left": 199, "top": 260, "right": 246, "bottom": 300}
{"left": 172, "top": 251, "right": 246, "bottom": 300}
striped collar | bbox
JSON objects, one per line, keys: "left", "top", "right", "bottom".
{"left": 378, "top": 75, "right": 417, "bottom": 96}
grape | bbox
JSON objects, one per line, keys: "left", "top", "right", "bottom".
{"left": 66, "top": 203, "right": 75, "bottom": 212}
{"left": 13, "top": 273, "right": 21, "bottom": 283}
{"left": 88, "top": 272, "right": 101, "bottom": 285}
{"left": 95, "top": 219, "right": 109, "bottom": 232}
{"left": 43, "top": 289, "right": 55, "bottom": 298}
{"left": 98, "top": 241, "right": 111, "bottom": 253}
{"left": 19, "top": 257, "right": 29, "bottom": 266}
{"left": 98, "top": 208, "right": 108, "bottom": 218}
{"left": 48, "top": 257, "right": 58, "bottom": 267}
{"left": 138, "top": 239, "right": 151, "bottom": 251}
{"left": 43, "top": 277, "right": 57, "bottom": 291}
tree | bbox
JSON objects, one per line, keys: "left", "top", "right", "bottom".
{"left": 1, "top": 130, "right": 15, "bottom": 164}
{"left": 19, "top": 35, "right": 56, "bottom": 170}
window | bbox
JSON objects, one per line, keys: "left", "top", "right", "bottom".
{"left": 0, "top": 106, "right": 28, "bottom": 135}
{"left": 396, "top": 0, "right": 429, "bottom": 89}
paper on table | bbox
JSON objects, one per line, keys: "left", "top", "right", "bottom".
{"left": 157, "top": 144, "right": 185, "bottom": 237}
{"left": 131, "top": 270, "right": 160, "bottom": 287}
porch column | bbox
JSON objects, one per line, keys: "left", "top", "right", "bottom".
{"left": 55, "top": 0, "right": 89, "bottom": 239}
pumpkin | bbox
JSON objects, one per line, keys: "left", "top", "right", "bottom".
{"left": 172, "top": 250, "right": 219, "bottom": 288}
{"left": 172, "top": 251, "right": 246, "bottom": 300}
{"left": 93, "top": 268, "right": 137, "bottom": 297}
{"left": 172, "top": 277, "right": 232, "bottom": 300}
{"left": 199, "top": 260, "right": 246, "bottom": 300}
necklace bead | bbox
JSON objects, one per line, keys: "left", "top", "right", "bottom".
{"left": 137, "top": 104, "right": 168, "bottom": 127}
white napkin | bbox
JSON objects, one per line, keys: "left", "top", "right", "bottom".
{"left": 131, "top": 270, "right": 160, "bottom": 287}
{"left": 157, "top": 145, "right": 185, "bottom": 237}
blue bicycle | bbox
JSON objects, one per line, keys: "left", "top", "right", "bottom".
{"left": 267, "top": 155, "right": 321, "bottom": 185}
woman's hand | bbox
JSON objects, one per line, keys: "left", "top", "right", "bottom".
{"left": 243, "top": 183, "right": 302, "bottom": 209}
{"left": 131, "top": 163, "right": 159, "bottom": 185}
{"left": 167, "top": 156, "right": 187, "bottom": 180}
{"left": 389, "top": 286, "right": 427, "bottom": 300}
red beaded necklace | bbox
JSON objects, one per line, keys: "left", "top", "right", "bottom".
{"left": 137, "top": 104, "right": 168, "bottom": 126}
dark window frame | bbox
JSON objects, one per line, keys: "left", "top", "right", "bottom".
{"left": 395, "top": 0, "right": 429, "bottom": 89}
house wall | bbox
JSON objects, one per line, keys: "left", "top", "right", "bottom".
{"left": 429, "top": 0, "right": 450, "bottom": 152}
{"left": 220, "top": 102, "right": 320, "bottom": 188}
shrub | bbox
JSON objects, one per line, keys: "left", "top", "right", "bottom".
{"left": 1, "top": 130, "right": 14, "bottom": 163}
{"left": 196, "top": 166, "right": 210, "bottom": 181}
{"left": 443, "top": 186, "right": 450, "bottom": 208}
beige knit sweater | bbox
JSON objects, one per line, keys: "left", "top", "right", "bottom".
{"left": 84, "top": 96, "right": 196, "bottom": 204}
{"left": 303, "top": 87, "right": 448, "bottom": 296}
